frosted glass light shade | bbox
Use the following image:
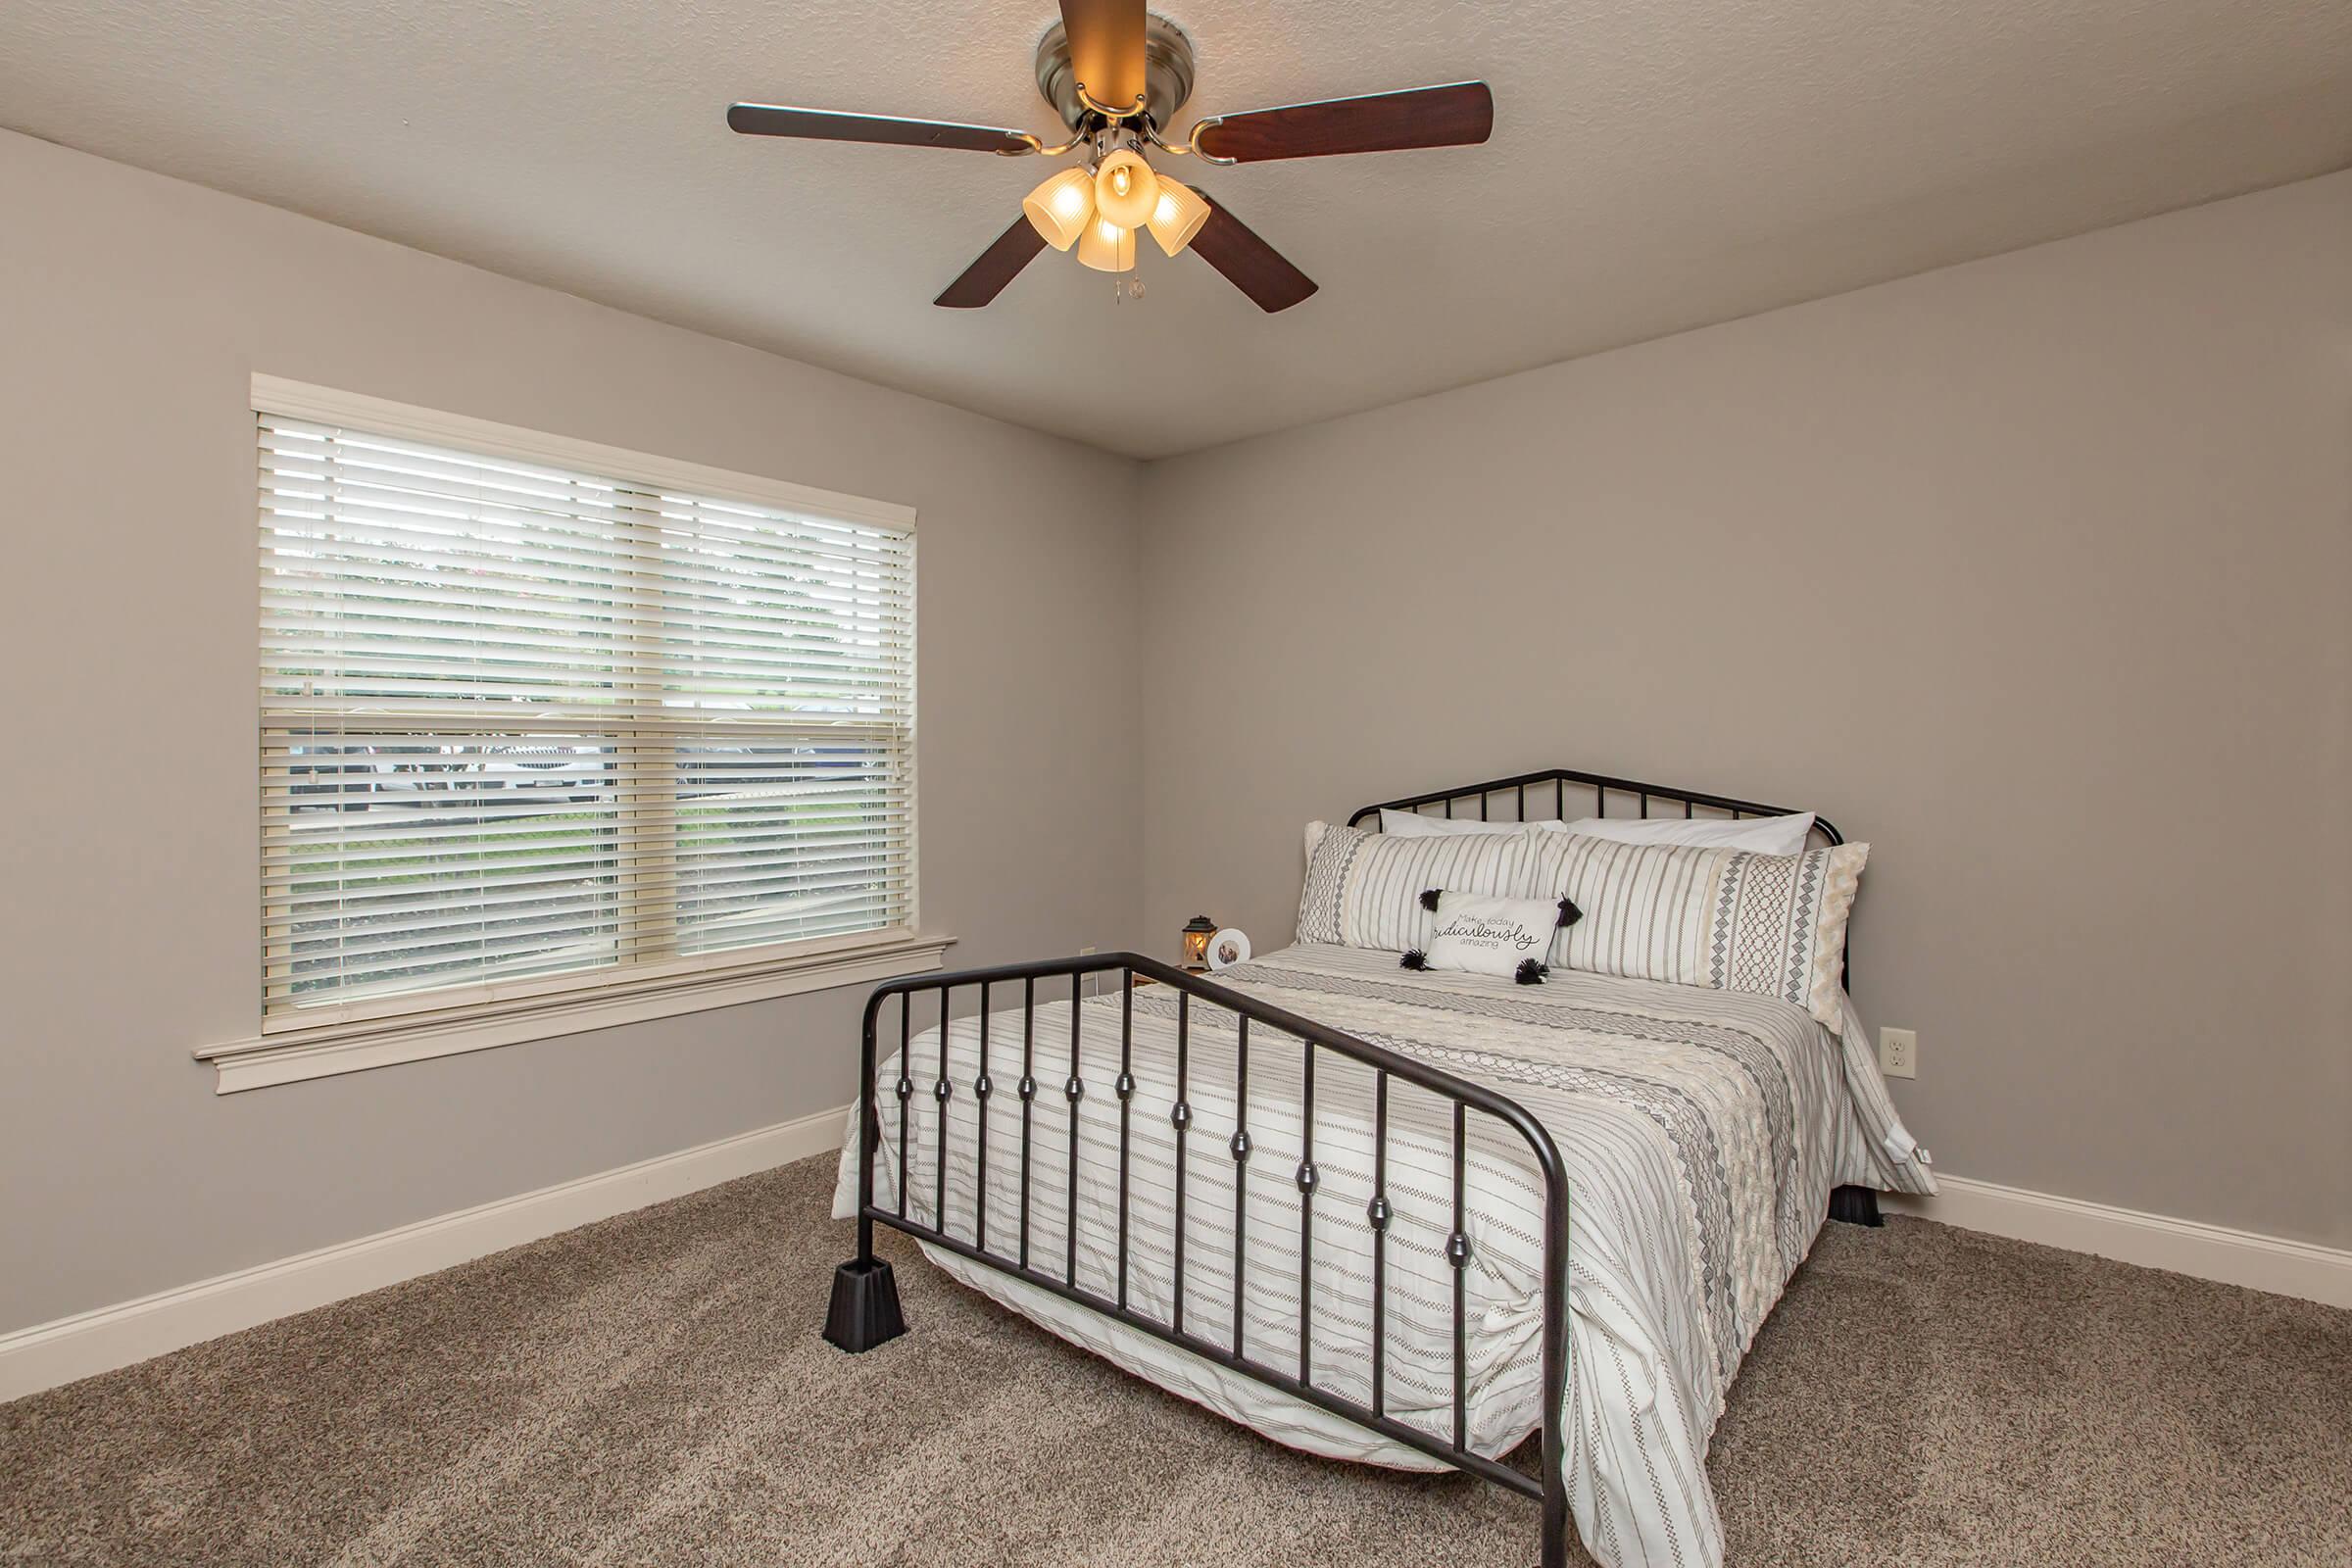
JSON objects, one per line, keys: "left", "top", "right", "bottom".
{"left": 1145, "top": 176, "right": 1211, "bottom": 257}
{"left": 1022, "top": 167, "right": 1096, "bottom": 251}
{"left": 1093, "top": 149, "right": 1160, "bottom": 229}
{"left": 1076, "top": 217, "right": 1136, "bottom": 272}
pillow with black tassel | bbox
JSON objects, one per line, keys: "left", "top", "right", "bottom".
{"left": 1399, "top": 948, "right": 1429, "bottom": 970}
{"left": 1411, "top": 890, "right": 1567, "bottom": 982}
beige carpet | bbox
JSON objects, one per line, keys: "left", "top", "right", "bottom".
{"left": 4, "top": 1153, "right": 2347, "bottom": 1566}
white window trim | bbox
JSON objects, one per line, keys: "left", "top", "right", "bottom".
{"left": 210, "top": 376, "right": 943, "bottom": 1094}
{"left": 195, "top": 929, "right": 955, "bottom": 1095}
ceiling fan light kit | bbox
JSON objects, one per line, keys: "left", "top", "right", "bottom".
{"left": 728, "top": 2, "right": 1494, "bottom": 310}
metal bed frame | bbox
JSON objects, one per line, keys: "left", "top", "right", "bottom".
{"left": 823, "top": 768, "right": 1880, "bottom": 1568}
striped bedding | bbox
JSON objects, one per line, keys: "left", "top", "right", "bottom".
{"left": 832, "top": 942, "right": 1934, "bottom": 1568}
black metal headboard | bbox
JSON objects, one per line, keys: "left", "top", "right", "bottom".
{"left": 1349, "top": 766, "right": 1842, "bottom": 848}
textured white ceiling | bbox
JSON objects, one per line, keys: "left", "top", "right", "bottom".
{"left": 5, "top": 1, "right": 2348, "bottom": 458}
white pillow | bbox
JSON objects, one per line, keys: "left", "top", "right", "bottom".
{"left": 1565, "top": 810, "right": 1815, "bottom": 856}
{"left": 1379, "top": 808, "right": 1568, "bottom": 838}
{"left": 1410, "top": 891, "right": 1564, "bottom": 982}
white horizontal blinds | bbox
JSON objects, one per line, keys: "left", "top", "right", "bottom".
{"left": 652, "top": 491, "right": 914, "bottom": 956}
{"left": 258, "top": 412, "right": 914, "bottom": 1020}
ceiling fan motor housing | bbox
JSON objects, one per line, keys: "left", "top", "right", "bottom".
{"left": 1035, "top": 13, "right": 1196, "bottom": 132}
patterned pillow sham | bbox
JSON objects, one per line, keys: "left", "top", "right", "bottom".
{"left": 1296, "top": 823, "right": 1569, "bottom": 956}
{"left": 1548, "top": 837, "right": 1869, "bottom": 1031}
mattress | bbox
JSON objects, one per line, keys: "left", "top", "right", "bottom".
{"left": 832, "top": 942, "right": 1934, "bottom": 1568}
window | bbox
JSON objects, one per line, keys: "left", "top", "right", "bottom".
{"left": 255, "top": 384, "right": 916, "bottom": 1032}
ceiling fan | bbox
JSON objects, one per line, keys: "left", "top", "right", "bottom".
{"left": 727, "top": 0, "right": 1494, "bottom": 313}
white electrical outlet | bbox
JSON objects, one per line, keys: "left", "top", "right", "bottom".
{"left": 1078, "top": 945, "right": 1097, "bottom": 956}
{"left": 1879, "top": 1027, "right": 1918, "bottom": 1079}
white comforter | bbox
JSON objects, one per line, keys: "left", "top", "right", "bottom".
{"left": 832, "top": 942, "right": 1934, "bottom": 1568}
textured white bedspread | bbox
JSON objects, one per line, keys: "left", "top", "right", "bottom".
{"left": 833, "top": 943, "right": 1933, "bottom": 1568}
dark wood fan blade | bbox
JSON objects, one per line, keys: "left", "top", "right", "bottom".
{"left": 1189, "top": 196, "right": 1317, "bottom": 314}
{"left": 727, "top": 103, "right": 1033, "bottom": 155}
{"left": 935, "top": 218, "right": 1050, "bottom": 309}
{"left": 1058, "top": 0, "right": 1149, "bottom": 116}
{"left": 1193, "top": 81, "right": 1494, "bottom": 163}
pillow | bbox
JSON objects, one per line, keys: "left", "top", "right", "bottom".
{"left": 1403, "top": 889, "right": 1575, "bottom": 983}
{"left": 1550, "top": 838, "right": 1868, "bottom": 1031}
{"left": 1296, "top": 822, "right": 1567, "bottom": 954}
{"left": 1565, "top": 810, "right": 1816, "bottom": 856}
{"left": 1379, "top": 808, "right": 1569, "bottom": 838}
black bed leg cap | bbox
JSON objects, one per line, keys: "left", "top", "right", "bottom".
{"left": 1828, "top": 1185, "right": 1885, "bottom": 1227}
{"left": 823, "top": 1257, "right": 907, "bottom": 1352}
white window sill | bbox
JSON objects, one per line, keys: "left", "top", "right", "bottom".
{"left": 193, "top": 932, "right": 956, "bottom": 1095}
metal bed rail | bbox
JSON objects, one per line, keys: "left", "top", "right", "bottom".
{"left": 824, "top": 951, "right": 1576, "bottom": 1567}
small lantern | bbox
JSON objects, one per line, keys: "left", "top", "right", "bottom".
{"left": 1182, "top": 915, "right": 1217, "bottom": 971}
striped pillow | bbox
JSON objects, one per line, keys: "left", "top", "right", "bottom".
{"left": 1296, "top": 823, "right": 1568, "bottom": 955}
{"left": 1549, "top": 838, "right": 1869, "bottom": 1031}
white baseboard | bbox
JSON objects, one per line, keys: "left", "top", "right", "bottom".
{"left": 1886, "top": 1175, "right": 2352, "bottom": 1309}
{"left": 0, "top": 1102, "right": 853, "bottom": 1404}
{"left": 11, "top": 1129, "right": 2343, "bottom": 1406}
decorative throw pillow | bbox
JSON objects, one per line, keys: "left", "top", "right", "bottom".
{"left": 1402, "top": 889, "right": 1579, "bottom": 984}
{"left": 1564, "top": 810, "right": 1816, "bottom": 856}
{"left": 1549, "top": 838, "right": 1868, "bottom": 1031}
{"left": 1296, "top": 822, "right": 1567, "bottom": 954}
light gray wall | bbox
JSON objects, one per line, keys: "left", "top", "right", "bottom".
{"left": 0, "top": 130, "right": 1146, "bottom": 1333}
{"left": 1138, "top": 172, "right": 2352, "bottom": 1250}
{"left": 5, "top": 129, "right": 2345, "bottom": 1341}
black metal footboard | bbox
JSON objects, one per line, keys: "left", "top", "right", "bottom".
{"left": 826, "top": 951, "right": 1574, "bottom": 1568}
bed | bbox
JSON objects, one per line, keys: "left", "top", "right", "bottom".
{"left": 823, "top": 768, "right": 1935, "bottom": 1568}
